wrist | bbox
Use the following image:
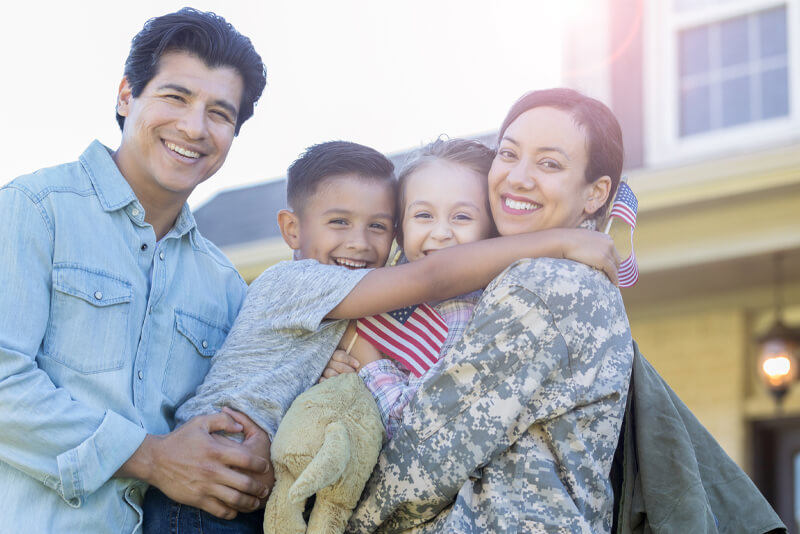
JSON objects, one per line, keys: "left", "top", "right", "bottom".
{"left": 115, "top": 434, "right": 159, "bottom": 484}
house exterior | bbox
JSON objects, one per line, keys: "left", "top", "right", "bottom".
{"left": 195, "top": 0, "right": 800, "bottom": 526}
{"left": 561, "top": 0, "right": 800, "bottom": 527}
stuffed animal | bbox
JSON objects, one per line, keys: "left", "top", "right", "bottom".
{"left": 264, "top": 371, "right": 385, "bottom": 534}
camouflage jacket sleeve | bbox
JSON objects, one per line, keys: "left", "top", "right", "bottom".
{"left": 348, "top": 258, "right": 633, "bottom": 534}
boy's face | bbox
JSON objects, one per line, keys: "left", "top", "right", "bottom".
{"left": 401, "top": 160, "right": 493, "bottom": 262}
{"left": 290, "top": 174, "right": 395, "bottom": 269}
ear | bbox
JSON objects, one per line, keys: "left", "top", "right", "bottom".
{"left": 583, "top": 175, "right": 612, "bottom": 216}
{"left": 116, "top": 77, "right": 133, "bottom": 119}
{"left": 277, "top": 209, "right": 301, "bottom": 251}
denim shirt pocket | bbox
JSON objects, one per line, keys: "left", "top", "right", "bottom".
{"left": 162, "top": 309, "right": 229, "bottom": 406}
{"left": 44, "top": 264, "right": 132, "bottom": 373}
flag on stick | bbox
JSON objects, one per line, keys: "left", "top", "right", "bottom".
{"left": 356, "top": 303, "right": 448, "bottom": 377}
{"left": 605, "top": 179, "right": 639, "bottom": 287}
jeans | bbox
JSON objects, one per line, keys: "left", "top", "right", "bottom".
{"left": 142, "top": 487, "right": 264, "bottom": 534}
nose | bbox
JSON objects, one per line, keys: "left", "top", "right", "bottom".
{"left": 345, "top": 227, "right": 370, "bottom": 252}
{"left": 176, "top": 103, "right": 208, "bottom": 140}
{"left": 505, "top": 158, "right": 535, "bottom": 190}
{"left": 430, "top": 221, "right": 454, "bottom": 242}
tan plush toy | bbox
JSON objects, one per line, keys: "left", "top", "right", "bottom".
{"left": 263, "top": 371, "right": 385, "bottom": 534}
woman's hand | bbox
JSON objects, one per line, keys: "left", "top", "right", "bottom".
{"left": 559, "top": 228, "right": 621, "bottom": 286}
{"left": 319, "top": 349, "right": 360, "bottom": 382}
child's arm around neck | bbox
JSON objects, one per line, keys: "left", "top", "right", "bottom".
{"left": 328, "top": 227, "right": 619, "bottom": 319}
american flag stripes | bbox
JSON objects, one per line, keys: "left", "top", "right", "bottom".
{"left": 356, "top": 303, "right": 448, "bottom": 377}
{"left": 607, "top": 181, "right": 639, "bottom": 287}
{"left": 618, "top": 249, "right": 638, "bottom": 288}
{"left": 609, "top": 182, "right": 638, "bottom": 228}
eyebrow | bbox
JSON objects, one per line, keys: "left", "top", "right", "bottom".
{"left": 406, "top": 200, "right": 482, "bottom": 211}
{"left": 501, "top": 135, "right": 571, "bottom": 161}
{"left": 157, "top": 83, "right": 239, "bottom": 118}
{"left": 322, "top": 208, "right": 394, "bottom": 220}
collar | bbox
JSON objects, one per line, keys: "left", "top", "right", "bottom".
{"left": 78, "top": 140, "right": 197, "bottom": 239}
{"left": 79, "top": 140, "right": 139, "bottom": 213}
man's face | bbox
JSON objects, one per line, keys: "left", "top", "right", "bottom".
{"left": 114, "top": 50, "right": 244, "bottom": 207}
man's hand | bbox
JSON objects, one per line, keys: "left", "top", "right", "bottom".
{"left": 115, "top": 411, "right": 270, "bottom": 519}
{"left": 219, "top": 407, "right": 274, "bottom": 508}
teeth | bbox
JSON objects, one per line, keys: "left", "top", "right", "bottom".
{"left": 166, "top": 142, "right": 200, "bottom": 159}
{"left": 505, "top": 197, "right": 538, "bottom": 211}
{"left": 335, "top": 258, "right": 367, "bottom": 269}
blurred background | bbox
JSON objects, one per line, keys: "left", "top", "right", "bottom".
{"left": 3, "top": 0, "right": 800, "bottom": 530}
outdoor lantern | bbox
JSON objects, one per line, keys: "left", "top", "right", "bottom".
{"left": 757, "top": 321, "right": 799, "bottom": 406}
{"left": 756, "top": 253, "right": 800, "bottom": 408}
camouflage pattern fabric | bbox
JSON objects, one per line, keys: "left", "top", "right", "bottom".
{"left": 347, "top": 257, "right": 634, "bottom": 533}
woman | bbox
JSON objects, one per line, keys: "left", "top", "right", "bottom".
{"left": 348, "top": 88, "right": 633, "bottom": 533}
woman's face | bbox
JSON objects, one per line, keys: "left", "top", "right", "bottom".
{"left": 488, "top": 106, "right": 608, "bottom": 236}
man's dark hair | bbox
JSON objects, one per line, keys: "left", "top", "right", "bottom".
{"left": 117, "top": 7, "right": 266, "bottom": 135}
{"left": 286, "top": 141, "right": 396, "bottom": 214}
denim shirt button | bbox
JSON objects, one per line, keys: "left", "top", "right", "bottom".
{"left": 140, "top": 243, "right": 148, "bottom": 251}
{"left": 202, "top": 340, "right": 209, "bottom": 349}
{"left": 93, "top": 291, "right": 102, "bottom": 300}
{"left": 159, "top": 252, "right": 165, "bottom": 261}
{"left": 137, "top": 371, "right": 143, "bottom": 380}
{"left": 131, "top": 208, "right": 140, "bottom": 217}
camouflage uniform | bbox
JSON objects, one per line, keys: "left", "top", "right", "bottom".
{"left": 347, "top": 257, "right": 633, "bottom": 533}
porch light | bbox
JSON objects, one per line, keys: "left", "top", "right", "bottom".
{"left": 756, "top": 253, "right": 800, "bottom": 408}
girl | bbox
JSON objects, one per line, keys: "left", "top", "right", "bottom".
{"left": 322, "top": 137, "right": 514, "bottom": 438}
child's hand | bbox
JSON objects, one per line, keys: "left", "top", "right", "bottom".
{"left": 319, "top": 349, "right": 360, "bottom": 382}
{"left": 560, "top": 229, "right": 621, "bottom": 286}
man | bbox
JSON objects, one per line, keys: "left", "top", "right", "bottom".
{"left": 0, "top": 8, "right": 270, "bottom": 533}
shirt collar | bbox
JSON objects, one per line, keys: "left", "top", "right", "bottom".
{"left": 172, "top": 203, "right": 198, "bottom": 238}
{"left": 79, "top": 140, "right": 197, "bottom": 238}
{"left": 79, "top": 140, "right": 139, "bottom": 213}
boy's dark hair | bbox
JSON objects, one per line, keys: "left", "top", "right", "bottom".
{"left": 396, "top": 136, "right": 497, "bottom": 241}
{"left": 286, "top": 141, "right": 396, "bottom": 213}
{"left": 498, "top": 88, "right": 624, "bottom": 221}
{"left": 116, "top": 7, "right": 266, "bottom": 135}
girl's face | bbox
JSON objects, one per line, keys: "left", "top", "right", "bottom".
{"left": 488, "top": 106, "right": 609, "bottom": 236}
{"left": 401, "top": 160, "right": 493, "bottom": 262}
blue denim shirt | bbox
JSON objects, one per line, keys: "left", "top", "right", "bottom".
{"left": 0, "top": 141, "right": 247, "bottom": 533}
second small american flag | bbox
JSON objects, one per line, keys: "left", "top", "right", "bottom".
{"left": 356, "top": 303, "right": 448, "bottom": 377}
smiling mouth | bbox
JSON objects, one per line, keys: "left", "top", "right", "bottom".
{"left": 165, "top": 141, "right": 201, "bottom": 159}
{"left": 334, "top": 258, "right": 368, "bottom": 269}
{"left": 504, "top": 196, "right": 541, "bottom": 212}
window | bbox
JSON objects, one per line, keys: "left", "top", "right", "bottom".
{"left": 678, "top": 7, "right": 788, "bottom": 136}
{"left": 643, "top": 0, "right": 799, "bottom": 167}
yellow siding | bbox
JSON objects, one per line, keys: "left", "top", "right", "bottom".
{"left": 630, "top": 310, "right": 746, "bottom": 465}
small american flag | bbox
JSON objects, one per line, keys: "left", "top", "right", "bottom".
{"left": 607, "top": 181, "right": 639, "bottom": 287}
{"left": 356, "top": 303, "right": 448, "bottom": 377}
{"left": 609, "top": 182, "right": 638, "bottom": 228}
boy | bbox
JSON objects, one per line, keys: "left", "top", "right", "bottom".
{"left": 150, "top": 140, "right": 397, "bottom": 533}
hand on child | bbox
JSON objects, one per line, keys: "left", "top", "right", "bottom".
{"left": 560, "top": 228, "right": 621, "bottom": 286}
{"left": 116, "top": 410, "right": 271, "bottom": 519}
{"left": 220, "top": 406, "right": 275, "bottom": 509}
